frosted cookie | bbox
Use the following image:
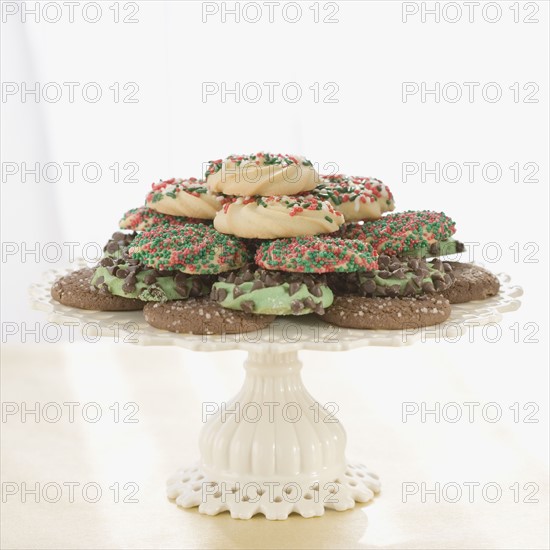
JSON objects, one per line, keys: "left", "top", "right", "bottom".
{"left": 92, "top": 233, "right": 213, "bottom": 302}
{"left": 318, "top": 294, "right": 451, "bottom": 330}
{"left": 342, "top": 210, "right": 461, "bottom": 257}
{"left": 119, "top": 206, "right": 209, "bottom": 231}
{"left": 51, "top": 268, "right": 144, "bottom": 311}
{"left": 129, "top": 225, "right": 249, "bottom": 274}
{"left": 145, "top": 178, "right": 225, "bottom": 219}
{"left": 143, "top": 298, "right": 276, "bottom": 335}
{"left": 440, "top": 262, "right": 500, "bottom": 304}
{"left": 205, "top": 152, "right": 318, "bottom": 196}
{"left": 211, "top": 265, "right": 333, "bottom": 316}
{"left": 327, "top": 255, "right": 454, "bottom": 297}
{"left": 214, "top": 195, "right": 344, "bottom": 239}
{"left": 313, "top": 174, "right": 395, "bottom": 221}
{"left": 256, "top": 236, "right": 378, "bottom": 273}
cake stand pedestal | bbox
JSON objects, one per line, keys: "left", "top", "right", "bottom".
{"left": 30, "top": 267, "right": 522, "bottom": 520}
{"left": 167, "top": 349, "right": 379, "bottom": 519}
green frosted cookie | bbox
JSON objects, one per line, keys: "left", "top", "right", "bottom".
{"left": 327, "top": 255, "right": 454, "bottom": 297}
{"left": 92, "top": 232, "right": 213, "bottom": 302}
{"left": 211, "top": 265, "right": 333, "bottom": 315}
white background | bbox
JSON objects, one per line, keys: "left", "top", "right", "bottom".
{"left": 1, "top": 1, "right": 549, "bottom": 549}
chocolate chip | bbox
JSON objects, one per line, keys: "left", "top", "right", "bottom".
{"left": 404, "top": 280, "right": 416, "bottom": 296}
{"left": 240, "top": 300, "right": 255, "bottom": 314}
{"left": 144, "top": 273, "right": 157, "bottom": 285}
{"left": 393, "top": 268, "right": 406, "bottom": 279}
{"left": 363, "top": 270, "right": 376, "bottom": 278}
{"left": 94, "top": 276, "right": 104, "bottom": 285}
{"left": 225, "top": 271, "right": 236, "bottom": 283}
{"left": 116, "top": 269, "right": 128, "bottom": 279}
{"left": 112, "top": 232, "right": 126, "bottom": 241}
{"left": 251, "top": 280, "right": 264, "bottom": 291}
{"left": 210, "top": 287, "right": 219, "bottom": 301}
{"left": 289, "top": 282, "right": 302, "bottom": 296}
{"left": 100, "top": 257, "right": 114, "bottom": 267}
{"left": 175, "top": 272, "right": 188, "bottom": 285}
{"left": 177, "top": 286, "right": 191, "bottom": 297}
{"left": 408, "top": 259, "right": 420, "bottom": 270}
{"left": 303, "top": 297, "right": 316, "bottom": 309}
{"left": 389, "top": 262, "right": 402, "bottom": 272}
{"left": 433, "top": 279, "right": 446, "bottom": 292}
{"left": 431, "top": 271, "right": 444, "bottom": 281}
{"left": 217, "top": 288, "right": 228, "bottom": 301}
{"left": 122, "top": 282, "right": 136, "bottom": 293}
{"left": 106, "top": 242, "right": 119, "bottom": 254}
{"left": 264, "top": 274, "right": 279, "bottom": 287}
{"left": 378, "top": 270, "right": 391, "bottom": 279}
{"left": 234, "top": 277, "right": 243, "bottom": 286}
{"left": 361, "top": 279, "right": 376, "bottom": 295}
{"left": 242, "top": 271, "right": 254, "bottom": 282}
{"left": 422, "top": 281, "right": 435, "bottom": 293}
{"left": 313, "top": 303, "right": 325, "bottom": 315}
{"left": 291, "top": 300, "right": 305, "bottom": 314}
{"left": 310, "top": 285, "right": 323, "bottom": 297}
{"left": 456, "top": 241, "right": 465, "bottom": 252}
{"left": 443, "top": 262, "right": 452, "bottom": 272}
{"left": 432, "top": 259, "right": 443, "bottom": 271}
{"left": 429, "top": 242, "right": 440, "bottom": 254}
{"left": 444, "top": 273, "right": 453, "bottom": 286}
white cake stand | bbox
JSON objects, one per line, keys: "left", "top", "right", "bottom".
{"left": 30, "top": 267, "right": 522, "bottom": 520}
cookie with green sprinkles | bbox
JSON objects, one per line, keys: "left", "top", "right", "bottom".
{"left": 341, "top": 210, "right": 460, "bottom": 257}
{"left": 119, "top": 206, "right": 209, "bottom": 231}
{"left": 211, "top": 264, "right": 333, "bottom": 316}
{"left": 255, "top": 236, "right": 378, "bottom": 273}
{"left": 92, "top": 232, "right": 213, "bottom": 302}
{"left": 311, "top": 174, "right": 395, "bottom": 221}
{"left": 327, "top": 255, "right": 455, "bottom": 298}
{"left": 129, "top": 224, "right": 250, "bottom": 274}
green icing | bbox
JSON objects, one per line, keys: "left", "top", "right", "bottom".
{"left": 92, "top": 266, "right": 208, "bottom": 302}
{"left": 401, "top": 239, "right": 463, "bottom": 258}
{"left": 213, "top": 281, "right": 333, "bottom": 315}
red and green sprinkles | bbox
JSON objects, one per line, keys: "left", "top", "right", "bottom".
{"left": 313, "top": 174, "right": 394, "bottom": 207}
{"left": 342, "top": 210, "right": 456, "bottom": 255}
{"left": 119, "top": 206, "right": 208, "bottom": 231}
{"left": 129, "top": 225, "right": 249, "bottom": 274}
{"left": 145, "top": 178, "right": 210, "bottom": 204}
{"left": 222, "top": 194, "right": 344, "bottom": 219}
{"left": 205, "top": 152, "right": 313, "bottom": 178}
{"left": 256, "top": 236, "right": 379, "bottom": 273}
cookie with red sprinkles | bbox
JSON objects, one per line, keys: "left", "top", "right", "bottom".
{"left": 342, "top": 210, "right": 457, "bottom": 257}
{"left": 129, "top": 225, "right": 250, "bottom": 274}
{"left": 119, "top": 206, "right": 209, "bottom": 231}
{"left": 145, "top": 177, "right": 227, "bottom": 219}
{"left": 312, "top": 174, "right": 395, "bottom": 221}
{"left": 255, "top": 236, "right": 378, "bottom": 273}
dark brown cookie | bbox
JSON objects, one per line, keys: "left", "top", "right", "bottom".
{"left": 318, "top": 294, "right": 451, "bottom": 329}
{"left": 440, "top": 262, "right": 500, "bottom": 304}
{"left": 51, "top": 268, "right": 144, "bottom": 311}
{"left": 143, "top": 298, "right": 276, "bottom": 335}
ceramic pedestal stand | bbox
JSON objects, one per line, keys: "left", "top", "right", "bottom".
{"left": 167, "top": 349, "right": 380, "bottom": 519}
{"left": 31, "top": 267, "right": 522, "bottom": 520}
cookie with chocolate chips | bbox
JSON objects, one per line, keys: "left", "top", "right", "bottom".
{"left": 327, "top": 255, "right": 454, "bottom": 298}
{"left": 440, "top": 262, "right": 500, "bottom": 304}
{"left": 318, "top": 294, "right": 451, "bottom": 330}
{"left": 51, "top": 268, "right": 144, "bottom": 311}
{"left": 143, "top": 298, "right": 276, "bottom": 335}
{"left": 92, "top": 232, "right": 214, "bottom": 302}
{"left": 211, "top": 264, "right": 332, "bottom": 316}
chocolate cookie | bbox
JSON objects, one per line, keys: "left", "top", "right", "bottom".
{"left": 143, "top": 298, "right": 276, "bottom": 335}
{"left": 51, "top": 268, "right": 144, "bottom": 311}
{"left": 318, "top": 294, "right": 451, "bottom": 330}
{"left": 440, "top": 262, "right": 500, "bottom": 304}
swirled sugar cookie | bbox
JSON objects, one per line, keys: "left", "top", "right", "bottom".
{"left": 145, "top": 177, "right": 225, "bottom": 219}
{"left": 313, "top": 174, "right": 395, "bottom": 221}
{"left": 119, "top": 206, "right": 209, "bottom": 231}
{"left": 205, "top": 152, "right": 318, "bottom": 196}
{"left": 342, "top": 210, "right": 463, "bottom": 257}
{"left": 214, "top": 195, "right": 344, "bottom": 239}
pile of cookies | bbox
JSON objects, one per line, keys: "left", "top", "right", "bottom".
{"left": 51, "top": 152, "right": 501, "bottom": 334}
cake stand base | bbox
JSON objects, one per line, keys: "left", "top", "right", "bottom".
{"left": 166, "top": 350, "right": 380, "bottom": 520}
{"left": 167, "top": 461, "right": 380, "bottom": 520}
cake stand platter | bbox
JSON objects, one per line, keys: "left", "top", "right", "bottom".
{"left": 30, "top": 267, "right": 522, "bottom": 520}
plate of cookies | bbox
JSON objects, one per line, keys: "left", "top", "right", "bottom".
{"left": 32, "top": 152, "right": 523, "bottom": 351}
